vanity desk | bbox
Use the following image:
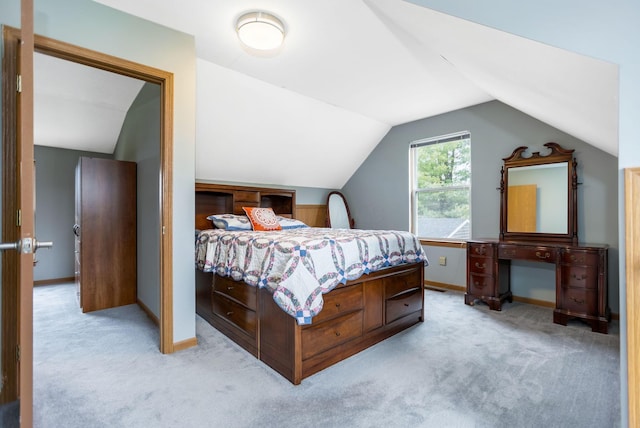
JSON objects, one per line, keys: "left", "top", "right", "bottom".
{"left": 464, "top": 143, "right": 610, "bottom": 334}
{"left": 465, "top": 239, "right": 609, "bottom": 333}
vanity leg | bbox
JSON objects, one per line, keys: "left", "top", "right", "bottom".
{"left": 487, "top": 298, "right": 503, "bottom": 311}
{"left": 590, "top": 320, "right": 609, "bottom": 334}
{"left": 553, "top": 310, "right": 568, "bottom": 326}
{"left": 464, "top": 293, "right": 476, "bottom": 306}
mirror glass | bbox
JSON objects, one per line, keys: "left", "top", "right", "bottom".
{"left": 327, "top": 193, "right": 352, "bottom": 229}
{"left": 499, "top": 142, "right": 577, "bottom": 244}
{"left": 507, "top": 163, "right": 568, "bottom": 233}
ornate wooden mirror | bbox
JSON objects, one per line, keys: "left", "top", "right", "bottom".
{"left": 326, "top": 191, "right": 355, "bottom": 229}
{"left": 499, "top": 142, "right": 578, "bottom": 244}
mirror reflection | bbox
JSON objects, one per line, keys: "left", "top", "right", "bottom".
{"left": 326, "top": 192, "right": 354, "bottom": 229}
{"left": 507, "top": 163, "right": 568, "bottom": 234}
{"left": 499, "top": 142, "right": 577, "bottom": 244}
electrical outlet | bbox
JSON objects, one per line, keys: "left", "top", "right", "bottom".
{"left": 438, "top": 256, "right": 447, "bottom": 266}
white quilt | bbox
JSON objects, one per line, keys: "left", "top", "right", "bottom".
{"left": 195, "top": 227, "right": 427, "bottom": 324}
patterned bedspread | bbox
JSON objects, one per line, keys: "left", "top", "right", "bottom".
{"left": 195, "top": 227, "right": 427, "bottom": 325}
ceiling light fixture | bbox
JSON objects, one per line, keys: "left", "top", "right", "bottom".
{"left": 236, "top": 11, "right": 285, "bottom": 51}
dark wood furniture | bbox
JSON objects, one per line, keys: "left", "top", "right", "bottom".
{"left": 465, "top": 143, "right": 610, "bottom": 333}
{"left": 75, "top": 157, "right": 137, "bottom": 313}
{"left": 465, "top": 239, "right": 609, "bottom": 333}
{"left": 499, "top": 142, "right": 578, "bottom": 244}
{"left": 195, "top": 183, "right": 425, "bottom": 384}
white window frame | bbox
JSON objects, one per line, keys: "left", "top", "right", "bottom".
{"left": 409, "top": 131, "right": 471, "bottom": 240}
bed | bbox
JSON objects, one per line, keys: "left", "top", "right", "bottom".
{"left": 195, "top": 182, "right": 427, "bottom": 384}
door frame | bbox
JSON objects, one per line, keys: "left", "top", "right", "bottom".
{"left": 30, "top": 32, "right": 175, "bottom": 353}
{"left": 1, "top": 26, "right": 175, "bottom": 407}
{"left": 626, "top": 167, "right": 640, "bottom": 426}
{"left": 32, "top": 33, "right": 175, "bottom": 355}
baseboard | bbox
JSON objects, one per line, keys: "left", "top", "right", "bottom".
{"left": 137, "top": 299, "right": 159, "bottom": 326}
{"left": 512, "top": 295, "right": 555, "bottom": 308}
{"left": 33, "top": 276, "right": 74, "bottom": 286}
{"left": 173, "top": 337, "right": 198, "bottom": 352}
{"left": 423, "top": 280, "right": 619, "bottom": 319}
{"left": 424, "top": 280, "right": 465, "bottom": 293}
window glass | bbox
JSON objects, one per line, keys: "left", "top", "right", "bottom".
{"left": 410, "top": 132, "right": 471, "bottom": 239}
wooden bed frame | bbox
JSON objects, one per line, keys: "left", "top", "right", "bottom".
{"left": 195, "top": 182, "right": 425, "bottom": 384}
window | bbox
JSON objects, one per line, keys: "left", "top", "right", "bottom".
{"left": 410, "top": 131, "right": 471, "bottom": 240}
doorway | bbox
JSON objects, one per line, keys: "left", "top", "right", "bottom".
{"left": 1, "top": 27, "right": 175, "bottom": 415}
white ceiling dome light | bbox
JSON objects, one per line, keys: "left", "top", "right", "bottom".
{"left": 236, "top": 11, "right": 285, "bottom": 51}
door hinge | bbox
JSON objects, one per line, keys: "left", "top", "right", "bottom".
{"left": 17, "top": 209, "right": 22, "bottom": 227}
{"left": 16, "top": 74, "right": 22, "bottom": 93}
{"left": 16, "top": 345, "right": 20, "bottom": 362}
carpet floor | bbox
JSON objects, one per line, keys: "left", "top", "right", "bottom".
{"left": 33, "top": 283, "right": 620, "bottom": 427}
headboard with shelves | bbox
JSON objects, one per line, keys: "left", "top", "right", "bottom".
{"left": 195, "top": 182, "right": 296, "bottom": 230}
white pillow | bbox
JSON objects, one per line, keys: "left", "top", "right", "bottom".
{"left": 277, "top": 216, "right": 309, "bottom": 230}
{"left": 206, "top": 214, "right": 252, "bottom": 230}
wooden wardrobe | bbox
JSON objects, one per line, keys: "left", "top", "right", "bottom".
{"left": 74, "top": 157, "right": 137, "bottom": 313}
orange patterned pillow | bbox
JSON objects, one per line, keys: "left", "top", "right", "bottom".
{"left": 242, "top": 207, "right": 282, "bottom": 231}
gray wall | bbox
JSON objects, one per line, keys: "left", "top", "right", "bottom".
{"left": 33, "top": 82, "right": 161, "bottom": 320}
{"left": 114, "top": 82, "right": 161, "bottom": 318}
{"left": 343, "top": 100, "right": 619, "bottom": 312}
{"left": 33, "top": 146, "right": 111, "bottom": 282}
{"left": 0, "top": 0, "right": 198, "bottom": 343}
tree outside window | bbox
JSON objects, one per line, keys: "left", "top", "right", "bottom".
{"left": 410, "top": 132, "right": 471, "bottom": 239}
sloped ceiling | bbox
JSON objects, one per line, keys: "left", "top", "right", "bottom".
{"left": 34, "top": 52, "right": 145, "bottom": 153}
{"left": 40, "top": 0, "right": 616, "bottom": 188}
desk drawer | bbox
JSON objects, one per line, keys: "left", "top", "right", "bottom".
{"left": 561, "top": 265, "right": 599, "bottom": 289}
{"left": 559, "top": 287, "right": 597, "bottom": 315}
{"left": 561, "top": 249, "right": 600, "bottom": 266}
{"left": 499, "top": 244, "right": 556, "bottom": 262}
{"left": 469, "top": 257, "right": 494, "bottom": 275}
{"left": 468, "top": 273, "right": 493, "bottom": 296}
{"left": 468, "top": 242, "right": 493, "bottom": 257}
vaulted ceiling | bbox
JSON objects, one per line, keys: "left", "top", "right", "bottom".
{"left": 36, "top": 0, "right": 618, "bottom": 189}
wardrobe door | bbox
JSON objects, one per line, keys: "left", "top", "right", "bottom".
{"left": 78, "top": 157, "right": 137, "bottom": 312}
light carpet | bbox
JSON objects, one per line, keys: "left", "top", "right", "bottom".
{"left": 33, "top": 283, "right": 620, "bottom": 427}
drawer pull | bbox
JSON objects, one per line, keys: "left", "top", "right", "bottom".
{"left": 569, "top": 296, "right": 585, "bottom": 305}
{"left": 404, "top": 303, "right": 409, "bottom": 307}
{"left": 474, "top": 262, "right": 486, "bottom": 269}
{"left": 570, "top": 255, "right": 585, "bottom": 263}
{"left": 572, "top": 274, "right": 587, "bottom": 281}
{"left": 474, "top": 247, "right": 486, "bottom": 255}
{"left": 226, "top": 311, "right": 234, "bottom": 316}
{"left": 503, "top": 249, "right": 516, "bottom": 257}
{"left": 535, "top": 251, "right": 550, "bottom": 259}
{"left": 335, "top": 303, "right": 341, "bottom": 308}
{"left": 473, "top": 280, "right": 485, "bottom": 289}
{"left": 335, "top": 331, "right": 341, "bottom": 337}
{"left": 227, "top": 286, "right": 234, "bottom": 291}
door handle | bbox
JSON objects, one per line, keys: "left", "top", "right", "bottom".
{"left": 34, "top": 239, "right": 53, "bottom": 251}
{"left": 0, "top": 241, "right": 19, "bottom": 251}
{"left": 0, "top": 238, "right": 53, "bottom": 253}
